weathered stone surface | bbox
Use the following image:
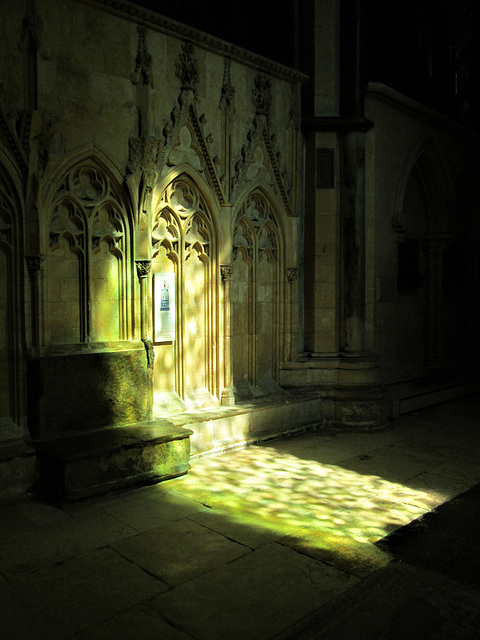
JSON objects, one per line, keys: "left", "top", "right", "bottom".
{"left": 112, "top": 518, "right": 250, "bottom": 587}
{"left": 152, "top": 543, "right": 358, "bottom": 640}
{"left": 34, "top": 422, "right": 193, "bottom": 500}
{"left": 28, "top": 345, "right": 150, "bottom": 438}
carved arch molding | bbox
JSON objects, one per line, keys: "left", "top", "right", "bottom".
{"left": 151, "top": 173, "right": 219, "bottom": 402}
{"left": 0, "top": 167, "right": 22, "bottom": 427}
{"left": 232, "top": 190, "right": 286, "bottom": 392}
{"left": 45, "top": 159, "right": 133, "bottom": 344}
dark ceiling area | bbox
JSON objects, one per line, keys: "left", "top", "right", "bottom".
{"left": 128, "top": 0, "right": 479, "bottom": 126}
{"left": 129, "top": 0, "right": 297, "bottom": 67}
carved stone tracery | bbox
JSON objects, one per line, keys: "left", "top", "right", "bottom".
{"left": 219, "top": 58, "right": 235, "bottom": 113}
{"left": 175, "top": 42, "right": 199, "bottom": 93}
{"left": 131, "top": 25, "right": 153, "bottom": 87}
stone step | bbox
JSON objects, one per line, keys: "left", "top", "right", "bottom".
{"left": 32, "top": 420, "right": 193, "bottom": 501}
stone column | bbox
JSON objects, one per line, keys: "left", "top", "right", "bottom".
{"left": 424, "top": 235, "right": 447, "bottom": 366}
{"left": 26, "top": 254, "right": 44, "bottom": 350}
{"left": 340, "top": 128, "right": 366, "bottom": 355}
{"left": 220, "top": 264, "right": 235, "bottom": 406}
{"left": 287, "top": 267, "right": 299, "bottom": 361}
{"left": 135, "top": 259, "right": 151, "bottom": 341}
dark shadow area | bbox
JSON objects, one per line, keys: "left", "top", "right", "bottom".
{"left": 377, "top": 481, "right": 480, "bottom": 590}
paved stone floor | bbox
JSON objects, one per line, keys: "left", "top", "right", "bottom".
{"left": 1, "top": 394, "right": 480, "bottom": 639}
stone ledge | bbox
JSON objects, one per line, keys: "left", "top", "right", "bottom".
{"left": 32, "top": 421, "right": 193, "bottom": 502}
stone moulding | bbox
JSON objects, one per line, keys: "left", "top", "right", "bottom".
{"left": 0, "top": 102, "right": 29, "bottom": 176}
{"left": 76, "top": 0, "right": 308, "bottom": 84}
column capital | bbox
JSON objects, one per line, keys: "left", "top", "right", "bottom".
{"left": 287, "top": 267, "right": 299, "bottom": 282}
{"left": 26, "top": 254, "right": 45, "bottom": 274}
{"left": 220, "top": 264, "right": 233, "bottom": 281}
{"left": 135, "top": 259, "right": 151, "bottom": 278}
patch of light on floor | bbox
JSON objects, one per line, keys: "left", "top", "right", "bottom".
{"left": 166, "top": 443, "right": 446, "bottom": 567}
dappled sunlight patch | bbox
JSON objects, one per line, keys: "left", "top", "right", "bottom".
{"left": 167, "top": 442, "right": 446, "bottom": 572}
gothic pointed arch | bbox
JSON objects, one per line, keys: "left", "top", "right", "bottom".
{"left": 393, "top": 137, "right": 451, "bottom": 235}
{"left": 0, "top": 158, "right": 25, "bottom": 429}
{"left": 151, "top": 170, "right": 220, "bottom": 408}
{"left": 231, "top": 187, "right": 286, "bottom": 397}
{"left": 393, "top": 137, "right": 451, "bottom": 373}
{"left": 40, "top": 148, "right": 134, "bottom": 345}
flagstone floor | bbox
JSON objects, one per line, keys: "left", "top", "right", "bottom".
{"left": 1, "top": 394, "right": 480, "bottom": 639}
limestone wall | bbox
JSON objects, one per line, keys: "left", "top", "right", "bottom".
{"left": 0, "top": 0, "right": 304, "bottom": 441}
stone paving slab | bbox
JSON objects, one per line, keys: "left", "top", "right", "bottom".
{"left": 338, "top": 442, "right": 450, "bottom": 484}
{"left": 73, "top": 604, "right": 194, "bottom": 640}
{"left": 278, "top": 522, "right": 393, "bottom": 578}
{"left": 0, "top": 547, "right": 168, "bottom": 640}
{"left": 0, "top": 396, "right": 479, "bottom": 639}
{"left": 188, "top": 503, "right": 304, "bottom": 549}
{"left": 153, "top": 542, "right": 358, "bottom": 640}
{"left": 277, "top": 562, "right": 480, "bottom": 640}
{"left": 0, "top": 510, "right": 137, "bottom": 577}
{"left": 112, "top": 517, "right": 251, "bottom": 587}
{"left": 98, "top": 484, "right": 208, "bottom": 532}
{"left": 268, "top": 429, "right": 402, "bottom": 465}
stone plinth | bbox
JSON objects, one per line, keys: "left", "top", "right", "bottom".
{"left": 28, "top": 343, "right": 150, "bottom": 439}
{"left": 34, "top": 420, "right": 192, "bottom": 501}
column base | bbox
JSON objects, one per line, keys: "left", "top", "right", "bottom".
{"left": 220, "top": 387, "right": 236, "bottom": 406}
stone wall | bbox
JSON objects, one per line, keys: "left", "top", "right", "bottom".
{"left": 364, "top": 84, "right": 480, "bottom": 389}
{"left": 0, "top": 0, "right": 304, "bottom": 447}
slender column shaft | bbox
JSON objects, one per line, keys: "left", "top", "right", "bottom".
{"left": 220, "top": 264, "right": 235, "bottom": 406}
{"left": 135, "top": 260, "right": 151, "bottom": 340}
{"left": 26, "top": 254, "right": 45, "bottom": 350}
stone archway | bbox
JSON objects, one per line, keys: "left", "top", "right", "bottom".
{"left": 231, "top": 189, "right": 285, "bottom": 399}
{"left": 42, "top": 155, "right": 134, "bottom": 346}
{"left": 0, "top": 164, "right": 23, "bottom": 432}
{"left": 151, "top": 173, "right": 220, "bottom": 410}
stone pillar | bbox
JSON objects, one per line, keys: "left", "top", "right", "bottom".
{"left": 26, "top": 254, "right": 44, "bottom": 350}
{"left": 424, "top": 235, "right": 447, "bottom": 366}
{"left": 220, "top": 264, "right": 235, "bottom": 406}
{"left": 135, "top": 259, "right": 151, "bottom": 341}
{"left": 287, "top": 267, "right": 299, "bottom": 361}
{"left": 340, "top": 128, "right": 366, "bottom": 355}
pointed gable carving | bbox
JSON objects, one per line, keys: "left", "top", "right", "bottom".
{"left": 156, "top": 43, "right": 226, "bottom": 204}
{"left": 231, "top": 73, "right": 294, "bottom": 216}
{"left": 161, "top": 97, "right": 225, "bottom": 205}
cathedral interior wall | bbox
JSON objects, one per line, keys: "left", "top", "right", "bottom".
{"left": 0, "top": 0, "right": 304, "bottom": 466}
